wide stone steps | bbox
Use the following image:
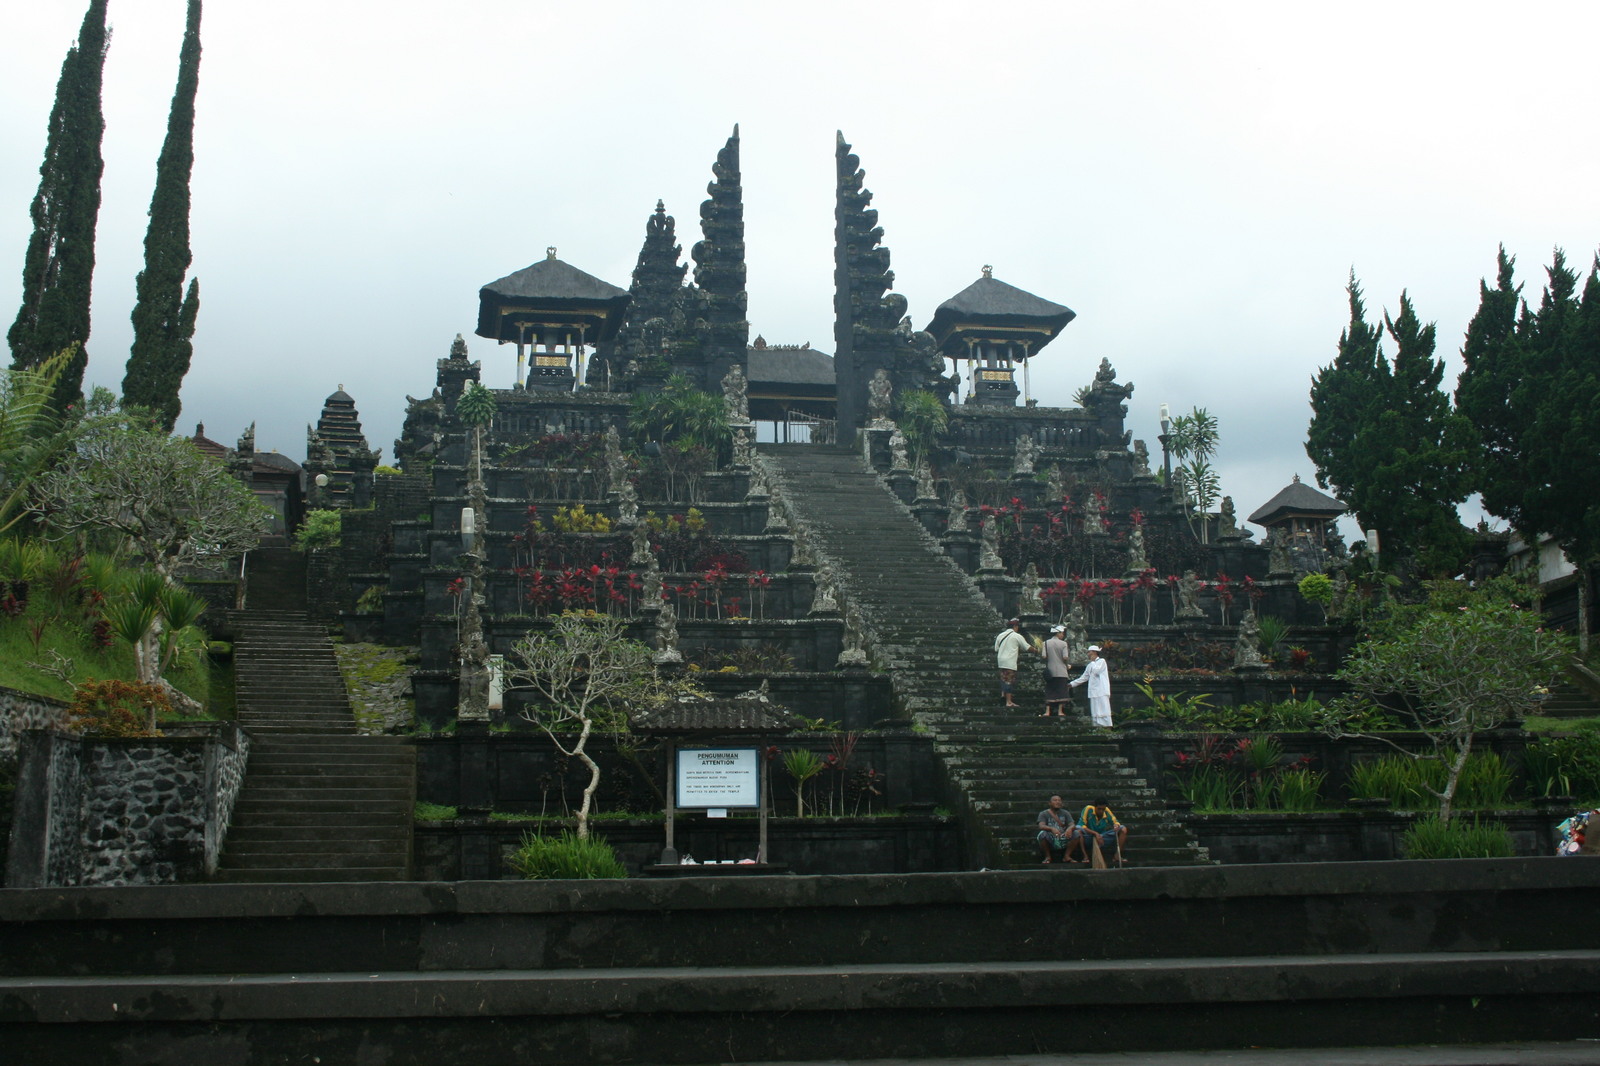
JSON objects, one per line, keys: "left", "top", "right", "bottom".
{"left": 217, "top": 611, "right": 415, "bottom": 883}
{"left": 767, "top": 446, "right": 1208, "bottom": 868}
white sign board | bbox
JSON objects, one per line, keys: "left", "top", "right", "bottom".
{"left": 676, "top": 748, "right": 759, "bottom": 809}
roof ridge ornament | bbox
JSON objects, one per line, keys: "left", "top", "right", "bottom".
{"left": 982, "top": 264, "right": 993, "bottom": 279}
{"left": 546, "top": 246, "right": 557, "bottom": 260}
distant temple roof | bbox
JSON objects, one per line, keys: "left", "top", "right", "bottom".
{"left": 1249, "top": 475, "right": 1345, "bottom": 527}
{"left": 748, "top": 340, "right": 834, "bottom": 388}
{"left": 925, "top": 270, "right": 1077, "bottom": 347}
{"left": 476, "top": 248, "right": 630, "bottom": 346}
{"left": 190, "top": 423, "right": 228, "bottom": 460}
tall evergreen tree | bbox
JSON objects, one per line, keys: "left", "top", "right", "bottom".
{"left": 123, "top": 0, "right": 202, "bottom": 432}
{"left": 1458, "top": 249, "right": 1600, "bottom": 630}
{"left": 1307, "top": 278, "right": 1472, "bottom": 573}
{"left": 7, "top": 0, "right": 109, "bottom": 414}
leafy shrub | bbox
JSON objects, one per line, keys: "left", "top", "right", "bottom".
{"left": 1269, "top": 768, "right": 1326, "bottom": 811}
{"left": 413, "top": 801, "right": 458, "bottom": 821}
{"left": 1348, "top": 752, "right": 1513, "bottom": 810}
{"left": 1401, "top": 816, "right": 1514, "bottom": 859}
{"left": 1524, "top": 733, "right": 1600, "bottom": 802}
{"left": 297, "top": 510, "right": 342, "bottom": 551}
{"left": 551, "top": 503, "right": 611, "bottom": 533}
{"left": 508, "top": 830, "right": 627, "bottom": 879}
{"left": 68, "top": 678, "right": 170, "bottom": 737}
{"left": 355, "top": 585, "right": 385, "bottom": 613}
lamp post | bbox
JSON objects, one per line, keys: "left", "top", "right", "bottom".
{"left": 1157, "top": 403, "right": 1173, "bottom": 486}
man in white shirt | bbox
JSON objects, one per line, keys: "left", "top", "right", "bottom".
{"left": 1069, "top": 644, "right": 1113, "bottom": 727}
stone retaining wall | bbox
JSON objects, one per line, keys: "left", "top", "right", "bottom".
{"left": 5, "top": 724, "right": 249, "bottom": 888}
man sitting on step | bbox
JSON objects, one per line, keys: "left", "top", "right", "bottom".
{"left": 1079, "top": 800, "right": 1127, "bottom": 865}
{"left": 1037, "top": 794, "right": 1086, "bottom": 864}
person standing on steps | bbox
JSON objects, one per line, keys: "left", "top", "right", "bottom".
{"left": 993, "top": 617, "right": 1030, "bottom": 709}
{"left": 1040, "top": 624, "right": 1073, "bottom": 717}
{"left": 1070, "top": 644, "right": 1113, "bottom": 727}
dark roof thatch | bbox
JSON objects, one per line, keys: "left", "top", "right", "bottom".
{"left": 631, "top": 697, "right": 801, "bottom": 735}
{"left": 748, "top": 345, "right": 835, "bottom": 387}
{"left": 476, "top": 253, "right": 631, "bottom": 345}
{"left": 925, "top": 274, "right": 1076, "bottom": 347}
{"left": 1249, "top": 476, "right": 1345, "bottom": 526}
{"left": 480, "top": 257, "right": 627, "bottom": 302}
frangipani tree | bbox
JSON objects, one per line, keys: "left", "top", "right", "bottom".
{"left": 508, "top": 613, "right": 704, "bottom": 839}
{"left": 1330, "top": 581, "right": 1572, "bottom": 823}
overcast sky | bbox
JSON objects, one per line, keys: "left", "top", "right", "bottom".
{"left": 3, "top": 1, "right": 1598, "bottom": 528}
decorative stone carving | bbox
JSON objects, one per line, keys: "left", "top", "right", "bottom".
{"left": 745, "top": 464, "right": 771, "bottom": 499}
{"left": 721, "top": 363, "right": 750, "bottom": 423}
{"left": 1177, "top": 569, "right": 1205, "bottom": 619}
{"left": 810, "top": 565, "right": 840, "bottom": 614}
{"left": 1234, "top": 610, "right": 1265, "bottom": 669}
{"left": 732, "top": 424, "right": 753, "bottom": 468}
{"left": 1067, "top": 599, "right": 1088, "bottom": 654}
{"left": 1046, "top": 463, "right": 1065, "bottom": 501}
{"left": 643, "top": 557, "right": 664, "bottom": 610}
{"left": 237, "top": 422, "right": 256, "bottom": 455}
{"left": 837, "top": 606, "right": 869, "bottom": 667}
{"left": 791, "top": 528, "right": 816, "bottom": 567}
{"left": 1131, "top": 439, "right": 1152, "bottom": 478}
{"left": 654, "top": 601, "right": 683, "bottom": 664}
{"left": 946, "top": 489, "right": 969, "bottom": 533}
{"left": 1330, "top": 569, "right": 1350, "bottom": 620}
{"left": 603, "top": 425, "right": 626, "bottom": 493}
{"left": 979, "top": 519, "right": 1004, "bottom": 572}
{"left": 1083, "top": 496, "right": 1107, "bottom": 536}
{"left": 764, "top": 500, "right": 790, "bottom": 533}
{"left": 914, "top": 461, "right": 937, "bottom": 501}
{"left": 1268, "top": 527, "right": 1293, "bottom": 574}
{"left": 617, "top": 480, "right": 639, "bottom": 526}
{"left": 889, "top": 427, "right": 911, "bottom": 472}
{"left": 1020, "top": 563, "right": 1044, "bottom": 615}
{"left": 1127, "top": 523, "right": 1149, "bottom": 572}
{"left": 630, "top": 522, "right": 653, "bottom": 566}
{"left": 867, "top": 368, "right": 894, "bottom": 427}
{"left": 1217, "top": 496, "right": 1240, "bottom": 539}
{"left": 1012, "top": 433, "right": 1038, "bottom": 476}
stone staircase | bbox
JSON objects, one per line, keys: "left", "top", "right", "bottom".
{"left": 243, "top": 545, "right": 308, "bottom": 613}
{"left": 764, "top": 445, "right": 1210, "bottom": 868}
{"left": 215, "top": 609, "right": 414, "bottom": 882}
{"left": 1541, "top": 679, "right": 1600, "bottom": 719}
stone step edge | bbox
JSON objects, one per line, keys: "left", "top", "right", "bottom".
{"left": 5, "top": 950, "right": 1595, "bottom": 1023}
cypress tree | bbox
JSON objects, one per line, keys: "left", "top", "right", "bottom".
{"left": 7, "top": 0, "right": 110, "bottom": 414}
{"left": 123, "top": 0, "right": 203, "bottom": 432}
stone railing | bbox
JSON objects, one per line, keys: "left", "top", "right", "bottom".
{"left": 6, "top": 723, "right": 250, "bottom": 888}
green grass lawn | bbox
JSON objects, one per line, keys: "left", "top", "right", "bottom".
{"left": 0, "top": 599, "right": 214, "bottom": 716}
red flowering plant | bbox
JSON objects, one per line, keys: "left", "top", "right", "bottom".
{"left": 746, "top": 570, "right": 771, "bottom": 620}
{"left": 1213, "top": 572, "right": 1235, "bottom": 626}
{"left": 1134, "top": 568, "right": 1159, "bottom": 625}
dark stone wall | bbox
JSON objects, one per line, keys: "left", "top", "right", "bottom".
{"left": 5, "top": 725, "right": 249, "bottom": 888}
{"left": 415, "top": 814, "right": 963, "bottom": 880}
{"left": 1187, "top": 807, "right": 1566, "bottom": 863}
{"left": 307, "top": 473, "right": 431, "bottom": 623}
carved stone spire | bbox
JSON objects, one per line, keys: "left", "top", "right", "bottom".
{"left": 833, "top": 131, "right": 931, "bottom": 436}
{"left": 688, "top": 126, "right": 749, "bottom": 391}
{"left": 611, "top": 200, "right": 689, "bottom": 384}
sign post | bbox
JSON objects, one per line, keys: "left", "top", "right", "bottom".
{"left": 662, "top": 747, "right": 765, "bottom": 865}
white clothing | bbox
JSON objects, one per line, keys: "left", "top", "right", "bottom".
{"left": 993, "top": 628, "right": 1029, "bottom": 670}
{"left": 1070, "top": 657, "right": 1112, "bottom": 726}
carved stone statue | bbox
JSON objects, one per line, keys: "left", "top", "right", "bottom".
{"left": 616, "top": 480, "right": 639, "bottom": 526}
{"left": 1218, "top": 496, "right": 1240, "bottom": 539}
{"left": 888, "top": 427, "right": 911, "bottom": 472}
{"left": 1127, "top": 524, "right": 1149, "bottom": 572}
{"left": 1067, "top": 599, "right": 1088, "bottom": 654}
{"left": 642, "top": 557, "right": 664, "bottom": 610}
{"left": 237, "top": 422, "right": 256, "bottom": 455}
{"left": 732, "top": 424, "right": 753, "bottom": 467}
{"left": 1177, "top": 570, "right": 1205, "bottom": 619}
{"left": 721, "top": 363, "right": 749, "bottom": 423}
{"left": 1046, "top": 463, "right": 1065, "bottom": 501}
{"left": 867, "top": 368, "right": 894, "bottom": 426}
{"left": 791, "top": 527, "right": 816, "bottom": 567}
{"left": 979, "top": 519, "right": 1004, "bottom": 572}
{"left": 1086, "top": 357, "right": 1135, "bottom": 407}
{"left": 837, "top": 605, "right": 869, "bottom": 667}
{"left": 1330, "top": 569, "right": 1350, "bottom": 620}
{"left": 745, "top": 464, "right": 771, "bottom": 499}
{"left": 1131, "top": 439, "right": 1152, "bottom": 478}
{"left": 1083, "top": 497, "right": 1107, "bottom": 536}
{"left": 603, "top": 424, "right": 626, "bottom": 492}
{"left": 1020, "top": 563, "right": 1044, "bottom": 615}
{"left": 1234, "top": 610, "right": 1265, "bottom": 669}
{"left": 630, "top": 521, "right": 653, "bottom": 566}
{"left": 653, "top": 601, "right": 682, "bottom": 664}
{"left": 1012, "top": 433, "right": 1038, "bottom": 476}
{"left": 810, "top": 565, "right": 839, "bottom": 614}
{"left": 764, "top": 500, "right": 790, "bottom": 533}
{"left": 947, "top": 489, "right": 970, "bottom": 533}
{"left": 915, "top": 461, "right": 937, "bottom": 501}
{"left": 1268, "top": 527, "right": 1293, "bottom": 574}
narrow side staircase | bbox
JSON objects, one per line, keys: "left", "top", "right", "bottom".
{"left": 215, "top": 609, "right": 414, "bottom": 882}
{"left": 765, "top": 445, "right": 1211, "bottom": 868}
